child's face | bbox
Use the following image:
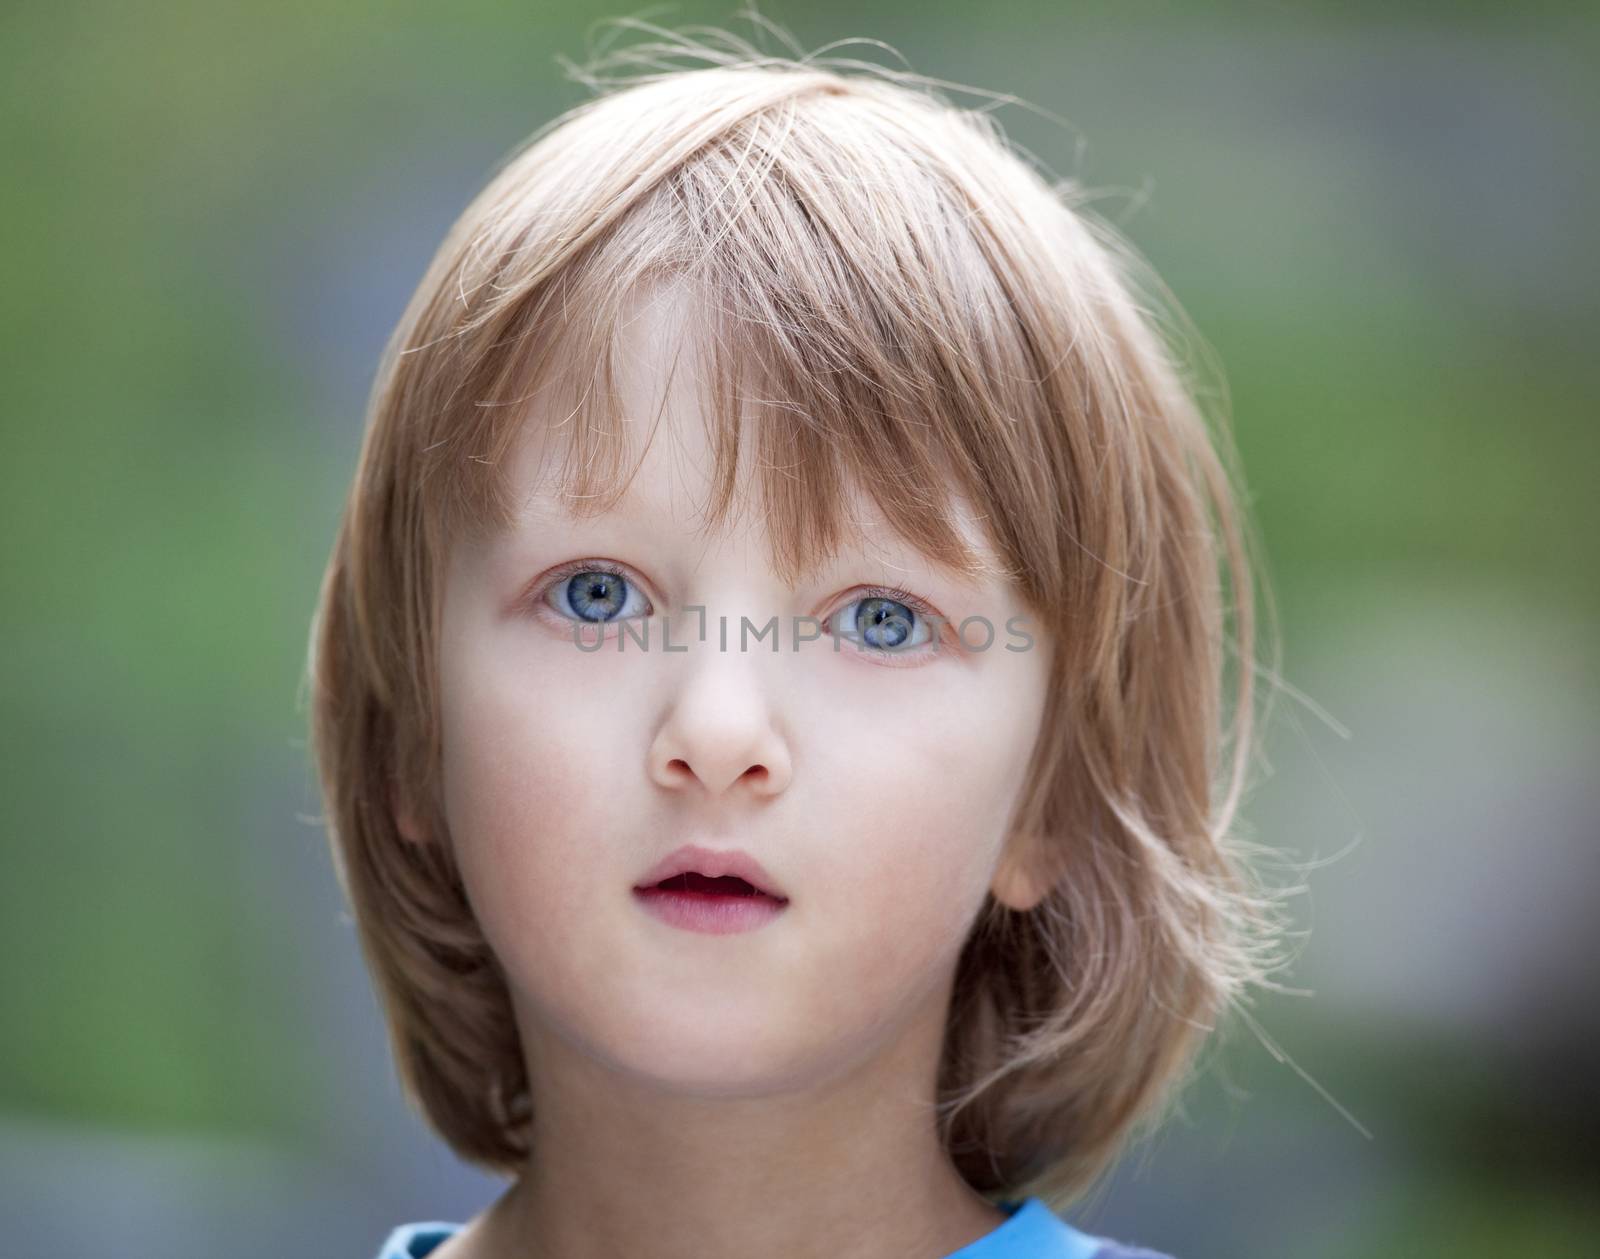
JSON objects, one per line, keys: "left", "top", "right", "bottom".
{"left": 411, "top": 287, "right": 1054, "bottom": 1099}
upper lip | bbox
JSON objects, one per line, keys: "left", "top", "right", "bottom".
{"left": 634, "top": 844, "right": 788, "bottom": 901}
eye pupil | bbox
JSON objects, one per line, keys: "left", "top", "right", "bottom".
{"left": 566, "top": 571, "right": 628, "bottom": 622}
{"left": 856, "top": 596, "right": 913, "bottom": 650}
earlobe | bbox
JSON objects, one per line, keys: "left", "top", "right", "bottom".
{"left": 390, "top": 779, "right": 428, "bottom": 845}
{"left": 989, "top": 836, "right": 1056, "bottom": 912}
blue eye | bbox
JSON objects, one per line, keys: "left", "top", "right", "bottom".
{"left": 832, "top": 589, "right": 937, "bottom": 653}
{"left": 543, "top": 563, "right": 651, "bottom": 624}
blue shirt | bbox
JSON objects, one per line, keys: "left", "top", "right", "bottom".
{"left": 372, "top": 1196, "right": 1174, "bottom": 1259}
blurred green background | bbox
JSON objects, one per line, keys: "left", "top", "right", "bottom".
{"left": 3, "top": 2, "right": 1596, "bottom": 1256}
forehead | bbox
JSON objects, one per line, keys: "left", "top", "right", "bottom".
{"left": 503, "top": 422, "right": 1006, "bottom": 592}
{"left": 482, "top": 280, "right": 1014, "bottom": 590}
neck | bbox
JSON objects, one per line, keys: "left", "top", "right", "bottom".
{"left": 466, "top": 979, "right": 1008, "bottom": 1259}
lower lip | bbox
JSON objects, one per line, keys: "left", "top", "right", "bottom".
{"left": 632, "top": 887, "right": 789, "bottom": 934}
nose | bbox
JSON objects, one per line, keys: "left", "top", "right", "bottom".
{"left": 647, "top": 647, "right": 792, "bottom": 799}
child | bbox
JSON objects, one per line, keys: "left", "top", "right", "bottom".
{"left": 306, "top": 18, "right": 1291, "bottom": 1259}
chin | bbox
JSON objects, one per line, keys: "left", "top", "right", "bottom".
{"left": 598, "top": 999, "right": 831, "bottom": 1095}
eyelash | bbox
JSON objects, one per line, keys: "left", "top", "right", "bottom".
{"left": 538, "top": 559, "right": 637, "bottom": 612}
{"left": 530, "top": 561, "right": 946, "bottom": 658}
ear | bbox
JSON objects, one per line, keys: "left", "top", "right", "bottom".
{"left": 390, "top": 777, "right": 429, "bottom": 845}
{"left": 989, "top": 833, "right": 1058, "bottom": 913}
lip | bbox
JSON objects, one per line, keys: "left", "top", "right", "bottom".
{"left": 633, "top": 843, "right": 788, "bottom": 901}
{"left": 632, "top": 886, "right": 788, "bottom": 935}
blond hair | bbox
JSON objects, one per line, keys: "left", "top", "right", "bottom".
{"left": 303, "top": 19, "right": 1296, "bottom": 1210}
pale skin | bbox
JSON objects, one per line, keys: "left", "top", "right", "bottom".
{"left": 396, "top": 285, "right": 1057, "bottom": 1259}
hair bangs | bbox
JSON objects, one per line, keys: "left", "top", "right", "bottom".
{"left": 457, "top": 107, "right": 1051, "bottom": 597}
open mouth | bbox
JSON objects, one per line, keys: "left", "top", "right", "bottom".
{"left": 647, "top": 872, "right": 783, "bottom": 900}
{"left": 633, "top": 870, "right": 789, "bottom": 935}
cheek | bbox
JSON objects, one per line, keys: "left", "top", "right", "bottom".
{"left": 801, "top": 666, "right": 1045, "bottom": 981}
{"left": 435, "top": 635, "right": 628, "bottom": 943}
{"left": 773, "top": 731, "right": 1010, "bottom": 1058}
